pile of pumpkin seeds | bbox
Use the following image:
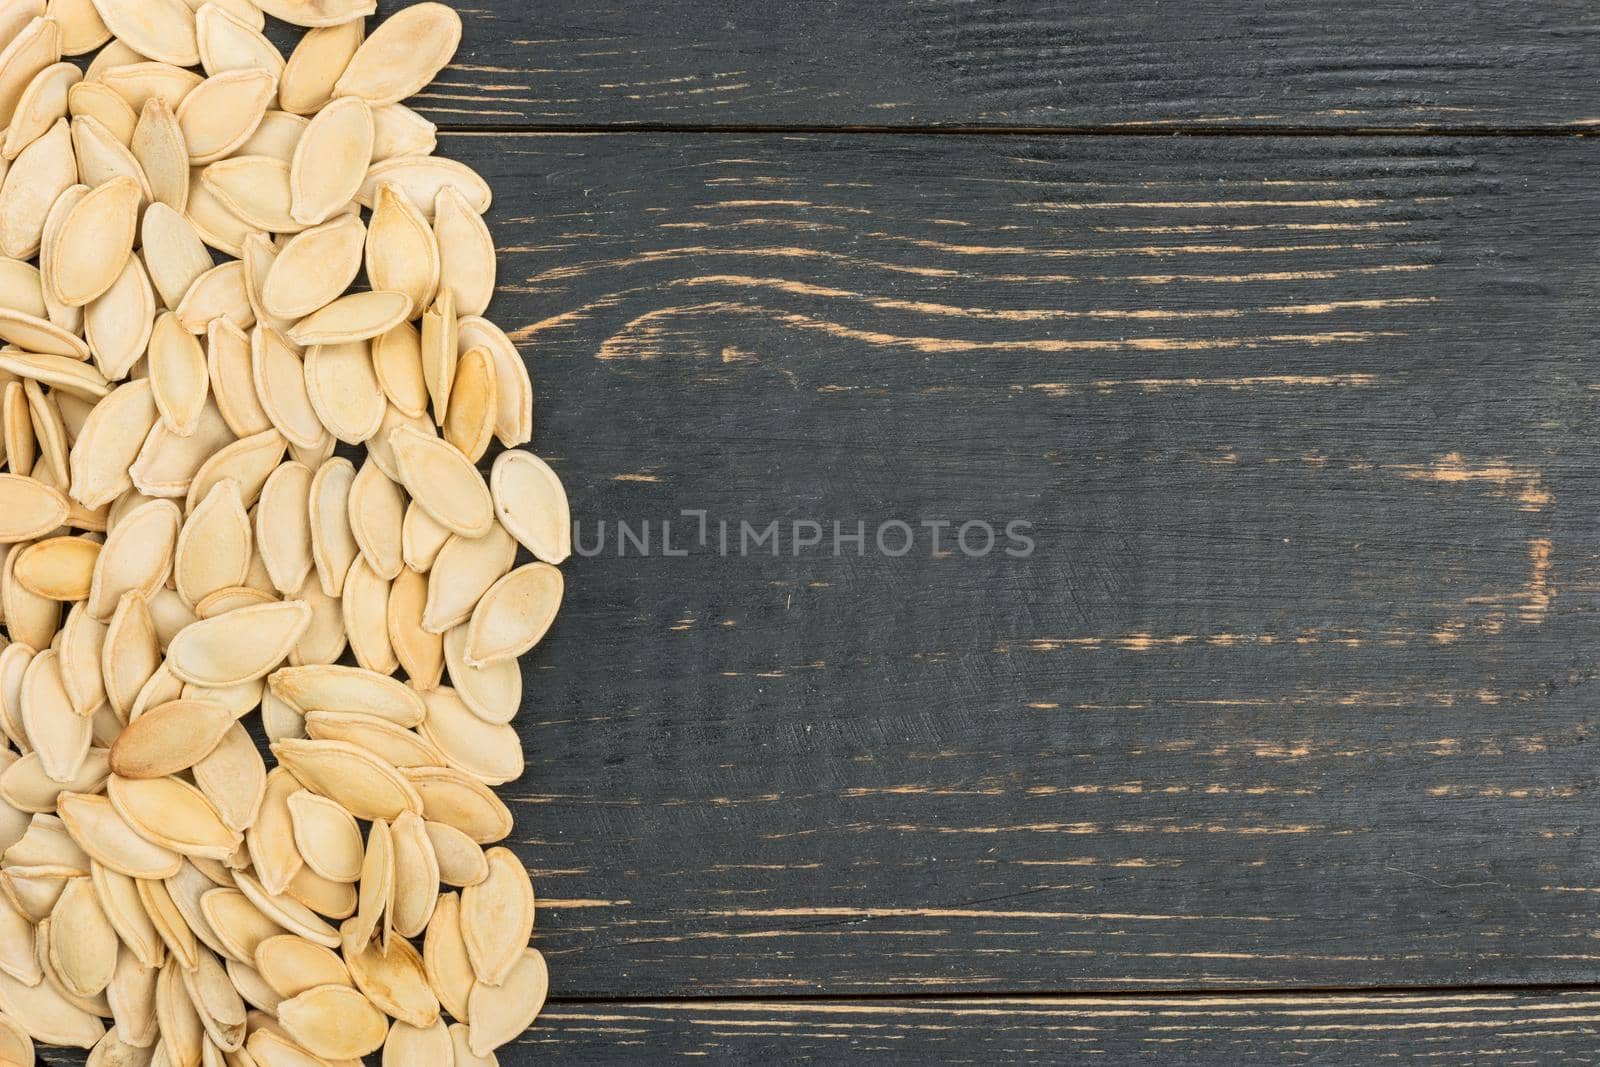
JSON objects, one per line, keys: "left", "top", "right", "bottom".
{"left": 0, "top": 0, "right": 568, "bottom": 1061}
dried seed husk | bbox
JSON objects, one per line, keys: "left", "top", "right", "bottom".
{"left": 0, "top": 948, "right": 106, "bottom": 1047}
{"left": 464, "top": 562, "right": 563, "bottom": 668}
{"left": 442, "top": 623, "right": 520, "bottom": 727}
{"left": 347, "top": 458, "right": 403, "bottom": 580}
{"left": 182, "top": 947, "right": 246, "bottom": 1051}
{"left": 23, "top": 650, "right": 89, "bottom": 783}
{"left": 303, "top": 711, "right": 441, "bottom": 770}
{"left": 400, "top": 501, "right": 448, "bottom": 573}
{"left": 24, "top": 378, "right": 68, "bottom": 486}
{"left": 334, "top": 2, "right": 459, "bottom": 106}
{"left": 184, "top": 427, "right": 286, "bottom": 514}
{"left": 87, "top": 498, "right": 178, "bottom": 620}
{"left": 155, "top": 955, "right": 204, "bottom": 1066}
{"left": 306, "top": 457, "right": 356, "bottom": 597}
{"left": 200, "top": 323, "right": 266, "bottom": 444}
{"left": 243, "top": 769, "right": 300, "bottom": 897}
{"left": 278, "top": 19, "right": 360, "bottom": 115}
{"left": 370, "top": 102, "right": 434, "bottom": 162}
{"left": 260, "top": 212, "right": 363, "bottom": 320}
{"left": 278, "top": 982, "right": 386, "bottom": 1059}
{"left": 175, "top": 479, "right": 251, "bottom": 608}
{"left": 83, "top": 253, "right": 155, "bottom": 381}
{"left": 0, "top": 644, "right": 33, "bottom": 756}
{"left": 386, "top": 810, "right": 435, "bottom": 938}
{"left": 3, "top": 540, "right": 60, "bottom": 650}
{"left": 59, "top": 791, "right": 180, "bottom": 879}
{"left": 179, "top": 676, "right": 263, "bottom": 718}
{"left": 285, "top": 790, "right": 359, "bottom": 882}
{"left": 255, "top": 461, "right": 313, "bottom": 595}
{"left": 130, "top": 97, "right": 188, "bottom": 213}
{"left": 425, "top": 823, "right": 486, "bottom": 893}
{"left": 268, "top": 663, "right": 423, "bottom": 726}
{"left": 36, "top": 180, "right": 85, "bottom": 336}
{"left": 101, "top": 590, "right": 158, "bottom": 719}
{"left": 226, "top": 956, "right": 277, "bottom": 1015}
{"left": 106, "top": 775, "right": 241, "bottom": 860}
{"left": 466, "top": 948, "right": 546, "bottom": 1056}
{"left": 421, "top": 891, "right": 471, "bottom": 1020}
{"left": 340, "top": 919, "right": 436, "bottom": 1028}
{"left": 236, "top": 108, "right": 305, "bottom": 164}
{"left": 231, "top": 870, "right": 338, "bottom": 948}
{"left": 0, "top": 304, "right": 89, "bottom": 359}
{"left": 383, "top": 1017, "right": 450, "bottom": 1067}
{"left": 419, "top": 687, "right": 522, "bottom": 786}
{"left": 136, "top": 876, "right": 196, "bottom": 970}
{"left": 254, "top": 934, "right": 348, "bottom": 999}
{"left": 356, "top": 155, "right": 489, "bottom": 221}
{"left": 67, "top": 81, "right": 136, "bottom": 146}
{"left": 58, "top": 601, "right": 107, "bottom": 715}
{"left": 304, "top": 338, "right": 382, "bottom": 444}
{"left": 183, "top": 168, "right": 251, "bottom": 257}
{"left": 4, "top": 60, "right": 80, "bottom": 162}
{"left": 200, "top": 887, "right": 282, "bottom": 965}
{"left": 0, "top": 117, "right": 73, "bottom": 259}
{"left": 459, "top": 847, "right": 532, "bottom": 987}
{"left": 286, "top": 572, "right": 343, "bottom": 667}
{"left": 93, "top": 863, "right": 162, "bottom": 968}
{"left": 1, "top": 748, "right": 107, "bottom": 814}
{"left": 195, "top": 3, "right": 282, "bottom": 80}
{"left": 201, "top": 155, "right": 299, "bottom": 233}
{"left": 46, "top": 0, "right": 109, "bottom": 55}
{"left": 418, "top": 287, "right": 453, "bottom": 423}
{"left": 176, "top": 68, "right": 276, "bottom": 165}
{"left": 0, "top": 257, "right": 45, "bottom": 318}
{"left": 401, "top": 766, "right": 510, "bottom": 845}
{"left": 0, "top": 351, "right": 109, "bottom": 400}
{"left": 164, "top": 599, "right": 310, "bottom": 686}
{"left": 288, "top": 93, "right": 369, "bottom": 226}
{"left": 345, "top": 817, "right": 388, "bottom": 954}
{"left": 0, "top": 473, "right": 67, "bottom": 541}
{"left": 365, "top": 403, "right": 430, "bottom": 482}
{"left": 365, "top": 181, "right": 436, "bottom": 316}
{"left": 89, "top": 0, "right": 198, "bottom": 66}
{"left": 421, "top": 523, "right": 514, "bottom": 636}
{"left": 443, "top": 344, "right": 495, "bottom": 461}
{"left": 253, "top": 0, "right": 373, "bottom": 28}
{"left": 340, "top": 554, "right": 395, "bottom": 674}
{"left": 371, "top": 321, "right": 426, "bottom": 418}
{"left": 388, "top": 425, "right": 491, "bottom": 539}
{"left": 0, "top": 867, "right": 66, "bottom": 922}
{"left": 141, "top": 202, "right": 211, "bottom": 317}
{"left": 108, "top": 698, "right": 233, "bottom": 778}
{"left": 9, "top": 814, "right": 91, "bottom": 869}
{"left": 69, "top": 115, "right": 147, "bottom": 198}
{"left": 260, "top": 688, "right": 304, "bottom": 743}
{"left": 128, "top": 662, "right": 182, "bottom": 723}
{"left": 0, "top": 15, "right": 60, "bottom": 136}
{"left": 163, "top": 861, "right": 234, "bottom": 966}
{"left": 174, "top": 260, "right": 253, "bottom": 334}
{"left": 49, "top": 870, "right": 118, "bottom": 997}
{"left": 433, "top": 185, "right": 494, "bottom": 317}
{"left": 48, "top": 172, "right": 139, "bottom": 306}
{"left": 69, "top": 379, "right": 155, "bottom": 510}
{"left": 287, "top": 289, "right": 407, "bottom": 347}
{"left": 387, "top": 566, "right": 440, "bottom": 690}
{"left": 270, "top": 738, "right": 418, "bottom": 822}
{"left": 149, "top": 310, "right": 209, "bottom": 435}
{"left": 192, "top": 723, "right": 266, "bottom": 835}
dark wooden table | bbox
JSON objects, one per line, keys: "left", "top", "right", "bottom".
{"left": 409, "top": 1, "right": 1600, "bottom": 1060}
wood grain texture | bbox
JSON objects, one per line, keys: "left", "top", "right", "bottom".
{"left": 526, "top": 991, "right": 1600, "bottom": 1062}
{"left": 398, "top": 0, "right": 1600, "bottom": 129}
{"left": 435, "top": 131, "right": 1600, "bottom": 998}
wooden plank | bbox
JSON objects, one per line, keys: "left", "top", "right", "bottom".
{"left": 450, "top": 130, "right": 1600, "bottom": 997}
{"left": 399, "top": 0, "right": 1600, "bottom": 129}
{"left": 526, "top": 990, "right": 1600, "bottom": 1061}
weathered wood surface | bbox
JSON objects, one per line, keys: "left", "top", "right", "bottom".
{"left": 443, "top": 131, "right": 1600, "bottom": 1000}
{"left": 525, "top": 991, "right": 1600, "bottom": 1062}
{"left": 395, "top": 0, "right": 1600, "bottom": 129}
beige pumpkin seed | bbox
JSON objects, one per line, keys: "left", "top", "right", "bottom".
{"left": 0, "top": 15, "right": 60, "bottom": 134}
{"left": 106, "top": 775, "right": 241, "bottom": 860}
{"left": 174, "top": 259, "right": 253, "bottom": 334}
{"left": 195, "top": 3, "right": 282, "bottom": 80}
{"left": 248, "top": 326, "right": 323, "bottom": 450}
{"left": 58, "top": 791, "right": 180, "bottom": 879}
{"left": 388, "top": 425, "right": 491, "bottom": 539}
{"left": 184, "top": 427, "right": 285, "bottom": 514}
{"left": 0, "top": 950, "right": 106, "bottom": 1048}
{"left": 0, "top": 351, "right": 109, "bottom": 400}
{"left": 183, "top": 947, "right": 247, "bottom": 1050}
{"left": 334, "top": 2, "right": 458, "bottom": 106}
{"left": 356, "top": 155, "right": 489, "bottom": 221}
{"left": 87, "top": 497, "right": 178, "bottom": 620}
{"left": 100, "top": 62, "right": 201, "bottom": 114}
{"left": 141, "top": 202, "right": 212, "bottom": 311}
{"left": 46, "top": 0, "right": 109, "bottom": 56}
{"left": 183, "top": 167, "right": 251, "bottom": 257}
{"left": 176, "top": 68, "right": 276, "bottom": 165}
{"left": 370, "top": 102, "right": 434, "bottom": 163}
{"left": 3, "top": 60, "right": 80, "bottom": 162}
{"left": 345, "top": 816, "right": 387, "bottom": 953}
{"left": 270, "top": 738, "right": 417, "bottom": 822}
{"left": 0, "top": 473, "right": 68, "bottom": 541}
{"left": 200, "top": 328, "right": 267, "bottom": 449}
{"left": 433, "top": 184, "right": 494, "bottom": 317}
{"left": 192, "top": 584, "right": 274, "bottom": 618}
{"left": 255, "top": 461, "right": 313, "bottom": 594}
{"left": 155, "top": 955, "right": 204, "bottom": 1065}
{"left": 387, "top": 566, "right": 439, "bottom": 690}
{"left": 83, "top": 253, "right": 155, "bottom": 380}
{"left": 286, "top": 790, "right": 359, "bottom": 882}
{"left": 0, "top": 304, "right": 89, "bottom": 358}
{"left": 92, "top": 863, "right": 162, "bottom": 967}
{"left": 464, "top": 562, "right": 563, "bottom": 668}
{"left": 304, "top": 338, "right": 382, "bottom": 443}
{"left": 268, "top": 663, "right": 422, "bottom": 725}
{"left": 243, "top": 768, "right": 300, "bottom": 897}
{"left": 0, "top": 644, "right": 34, "bottom": 756}
{"left": 67, "top": 380, "right": 153, "bottom": 509}
{"left": 419, "top": 686, "right": 522, "bottom": 786}
{"left": 129, "top": 401, "right": 231, "bottom": 501}
{"left": 421, "top": 891, "right": 471, "bottom": 1020}
{"left": 48, "top": 876, "right": 118, "bottom": 998}
{"left": 175, "top": 479, "right": 250, "bottom": 608}
{"left": 422, "top": 523, "right": 514, "bottom": 636}
{"left": 443, "top": 623, "right": 519, "bottom": 727}
{"left": 202, "top": 155, "right": 299, "bottom": 233}
{"left": 0, "top": 257, "right": 46, "bottom": 318}
{"left": 340, "top": 919, "right": 436, "bottom": 1028}
{"left": 443, "top": 344, "right": 495, "bottom": 462}
{"left": 402, "top": 765, "right": 510, "bottom": 845}
{"left": 278, "top": 982, "right": 386, "bottom": 1059}
{"left": 58, "top": 602, "right": 107, "bottom": 715}
{"left": 305, "top": 457, "right": 357, "bottom": 598}
{"left": 67, "top": 81, "right": 136, "bottom": 145}
{"left": 366, "top": 403, "right": 431, "bottom": 482}
{"left": 200, "top": 887, "right": 282, "bottom": 965}
{"left": 459, "top": 847, "right": 532, "bottom": 987}
{"left": 419, "top": 287, "right": 454, "bottom": 423}
{"left": 165, "top": 599, "right": 310, "bottom": 686}
{"left": 260, "top": 211, "right": 362, "bottom": 320}
{"left": 288, "top": 289, "right": 408, "bottom": 347}
{"left": 0, "top": 118, "right": 75, "bottom": 259}
{"left": 127, "top": 661, "right": 181, "bottom": 722}
{"left": 253, "top": 0, "right": 372, "bottom": 28}
{"left": 400, "top": 500, "right": 448, "bottom": 572}
{"left": 69, "top": 114, "right": 147, "bottom": 198}
{"left": 48, "top": 172, "right": 139, "bottom": 306}
{"left": 105, "top": 954, "right": 159, "bottom": 1046}
{"left": 192, "top": 723, "right": 266, "bottom": 835}
{"left": 288, "top": 93, "right": 370, "bottom": 226}
{"left": 235, "top": 108, "right": 305, "bottom": 164}
{"left": 466, "top": 948, "right": 546, "bottom": 1056}
{"left": 278, "top": 19, "right": 360, "bottom": 115}
{"left": 231, "top": 870, "right": 338, "bottom": 948}
{"left": 108, "top": 698, "right": 233, "bottom": 778}
{"left": 101, "top": 591, "right": 158, "bottom": 719}
{"left": 140, "top": 878, "right": 198, "bottom": 969}
{"left": 254, "top": 934, "right": 348, "bottom": 1000}
{"left": 149, "top": 310, "right": 209, "bottom": 434}
{"left": 347, "top": 458, "right": 403, "bottom": 580}
{"left": 3, "top": 541, "right": 60, "bottom": 651}
{"left": 260, "top": 687, "right": 304, "bottom": 743}
{"left": 425, "top": 822, "right": 486, "bottom": 889}
{"left": 22, "top": 650, "right": 88, "bottom": 783}
{"left": 302, "top": 711, "right": 441, "bottom": 769}
{"left": 340, "top": 554, "right": 395, "bottom": 673}
{"left": 36, "top": 180, "right": 84, "bottom": 334}
{"left": 91, "top": 0, "right": 198, "bottom": 66}
{"left": 130, "top": 97, "right": 188, "bottom": 212}
{"left": 383, "top": 1017, "right": 450, "bottom": 1067}
{"left": 387, "top": 810, "right": 436, "bottom": 938}
{"left": 13, "top": 534, "right": 98, "bottom": 600}
{"left": 365, "top": 181, "right": 437, "bottom": 316}
{"left": 372, "top": 321, "right": 426, "bottom": 418}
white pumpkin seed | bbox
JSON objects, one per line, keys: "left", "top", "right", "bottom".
{"left": 287, "top": 93, "right": 369, "bottom": 226}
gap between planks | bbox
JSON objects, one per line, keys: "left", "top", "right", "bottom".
{"left": 431, "top": 121, "right": 1600, "bottom": 137}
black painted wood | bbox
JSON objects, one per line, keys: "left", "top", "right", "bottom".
{"left": 438, "top": 131, "right": 1600, "bottom": 1001}
{"left": 396, "top": 0, "right": 1600, "bottom": 129}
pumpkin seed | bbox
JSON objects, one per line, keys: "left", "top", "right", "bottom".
{"left": 334, "top": 2, "right": 459, "bottom": 106}
{"left": 370, "top": 103, "right": 434, "bottom": 162}
{"left": 261, "top": 211, "right": 363, "bottom": 320}
{"left": 420, "top": 891, "right": 470, "bottom": 1020}
{"left": 195, "top": 3, "right": 282, "bottom": 81}
{"left": 421, "top": 523, "right": 514, "bottom": 636}
{"left": 356, "top": 155, "right": 489, "bottom": 221}
{"left": 278, "top": 982, "right": 386, "bottom": 1059}
{"left": 14, "top": 534, "right": 98, "bottom": 600}
{"left": 383, "top": 1017, "right": 450, "bottom": 1067}
{"left": 99, "top": 63, "right": 201, "bottom": 115}
{"left": 0, "top": 16, "right": 61, "bottom": 137}
{"left": 253, "top": 0, "right": 373, "bottom": 29}
{"left": 184, "top": 426, "right": 285, "bottom": 514}
{"left": 424, "top": 822, "right": 486, "bottom": 889}
{"left": 91, "top": 0, "right": 198, "bottom": 66}
{"left": 0, "top": 117, "right": 73, "bottom": 259}
{"left": 49, "top": 865, "right": 120, "bottom": 997}
{"left": 372, "top": 321, "right": 426, "bottom": 418}
{"left": 388, "top": 425, "right": 490, "bottom": 539}
{"left": 148, "top": 310, "right": 209, "bottom": 435}
{"left": 101, "top": 590, "right": 158, "bottom": 718}
{"left": 386, "top": 566, "right": 439, "bottom": 691}
{"left": 4, "top": 60, "right": 80, "bottom": 162}
{"left": 165, "top": 600, "right": 310, "bottom": 686}
{"left": 176, "top": 68, "right": 276, "bottom": 165}
{"left": 67, "top": 81, "right": 136, "bottom": 146}
{"left": 243, "top": 769, "right": 300, "bottom": 897}
{"left": 109, "top": 698, "right": 233, "bottom": 778}
{"left": 106, "top": 774, "right": 241, "bottom": 860}
{"left": 443, "top": 344, "right": 495, "bottom": 461}
{"left": 340, "top": 919, "right": 436, "bottom": 1028}
{"left": 130, "top": 97, "right": 188, "bottom": 212}
{"left": 270, "top": 738, "right": 417, "bottom": 822}
{"left": 173, "top": 259, "right": 253, "bottom": 334}
{"left": 83, "top": 253, "right": 155, "bottom": 381}
{"left": 278, "top": 20, "right": 361, "bottom": 115}
{"left": 255, "top": 461, "right": 313, "bottom": 595}
{"left": 365, "top": 181, "right": 437, "bottom": 316}
{"left": 459, "top": 847, "right": 532, "bottom": 987}
{"left": 23, "top": 650, "right": 90, "bottom": 783}
{"left": 59, "top": 790, "right": 180, "bottom": 878}
{"left": 401, "top": 765, "right": 510, "bottom": 845}
{"left": 387, "top": 811, "right": 436, "bottom": 939}
{"left": 192, "top": 723, "right": 267, "bottom": 834}
{"left": 419, "top": 686, "right": 521, "bottom": 786}
{"left": 87, "top": 497, "right": 178, "bottom": 620}
{"left": 304, "top": 338, "right": 382, "bottom": 444}
{"left": 286, "top": 790, "right": 360, "bottom": 883}
{"left": 287, "top": 289, "right": 408, "bottom": 346}
{"left": 465, "top": 948, "right": 546, "bottom": 1056}
{"left": 288, "top": 93, "right": 370, "bottom": 226}
{"left": 433, "top": 185, "right": 494, "bottom": 317}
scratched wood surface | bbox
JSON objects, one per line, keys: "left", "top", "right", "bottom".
{"left": 420, "top": 130, "right": 1600, "bottom": 1014}
{"left": 400, "top": 0, "right": 1600, "bottom": 129}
